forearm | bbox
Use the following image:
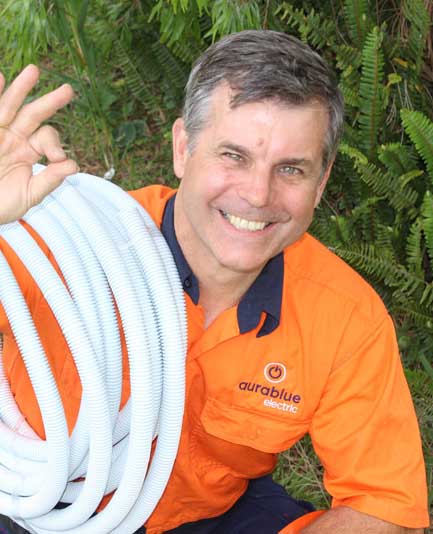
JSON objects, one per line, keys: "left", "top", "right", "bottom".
{"left": 300, "top": 507, "right": 424, "bottom": 534}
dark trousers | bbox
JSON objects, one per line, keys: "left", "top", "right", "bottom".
{"left": 0, "top": 475, "right": 314, "bottom": 534}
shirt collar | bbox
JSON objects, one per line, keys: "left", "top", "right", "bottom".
{"left": 161, "top": 194, "right": 283, "bottom": 337}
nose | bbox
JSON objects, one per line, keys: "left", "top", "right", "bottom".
{"left": 237, "top": 170, "right": 272, "bottom": 208}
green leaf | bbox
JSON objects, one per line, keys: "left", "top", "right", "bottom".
{"left": 406, "top": 218, "right": 423, "bottom": 276}
{"left": 403, "top": 0, "right": 431, "bottom": 76}
{"left": 421, "top": 191, "right": 433, "bottom": 261}
{"left": 420, "top": 353, "right": 433, "bottom": 381}
{"left": 359, "top": 27, "right": 385, "bottom": 156}
{"left": 343, "top": 0, "right": 370, "bottom": 46}
{"left": 113, "top": 120, "right": 149, "bottom": 149}
{"left": 401, "top": 109, "right": 433, "bottom": 182}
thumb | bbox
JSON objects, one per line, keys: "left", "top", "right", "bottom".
{"left": 28, "top": 159, "right": 79, "bottom": 207}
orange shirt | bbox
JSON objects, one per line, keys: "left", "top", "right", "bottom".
{"left": 0, "top": 185, "right": 429, "bottom": 532}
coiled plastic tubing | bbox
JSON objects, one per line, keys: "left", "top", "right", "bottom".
{"left": 0, "top": 165, "right": 187, "bottom": 533}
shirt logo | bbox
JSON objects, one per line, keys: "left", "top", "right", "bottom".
{"left": 238, "top": 381, "right": 302, "bottom": 415}
{"left": 264, "top": 362, "right": 286, "bottom": 384}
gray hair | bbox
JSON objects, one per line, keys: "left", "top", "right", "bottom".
{"left": 183, "top": 30, "right": 344, "bottom": 172}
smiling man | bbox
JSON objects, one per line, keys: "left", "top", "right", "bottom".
{"left": 0, "top": 30, "right": 429, "bottom": 534}
{"left": 172, "top": 85, "right": 331, "bottom": 327}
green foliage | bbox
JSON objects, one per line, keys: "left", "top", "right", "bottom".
{"left": 49, "top": 0, "right": 115, "bottom": 167}
{"left": 149, "top": 0, "right": 203, "bottom": 49}
{"left": 0, "top": 0, "right": 51, "bottom": 74}
{"left": 205, "top": 0, "right": 262, "bottom": 39}
{"left": 343, "top": 0, "right": 370, "bottom": 47}
{"left": 401, "top": 109, "right": 433, "bottom": 182}
{"left": 406, "top": 368, "right": 433, "bottom": 511}
{"left": 0, "top": 0, "right": 192, "bottom": 175}
{"left": 274, "top": 435, "right": 330, "bottom": 509}
{"left": 403, "top": 0, "right": 431, "bottom": 78}
{"left": 359, "top": 27, "right": 385, "bottom": 156}
{"left": 422, "top": 191, "right": 433, "bottom": 262}
{"left": 276, "top": 4, "right": 337, "bottom": 50}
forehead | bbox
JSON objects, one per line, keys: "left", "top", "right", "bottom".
{"left": 203, "top": 84, "right": 329, "bottom": 157}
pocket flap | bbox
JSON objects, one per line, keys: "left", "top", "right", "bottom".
{"left": 201, "top": 397, "right": 307, "bottom": 453}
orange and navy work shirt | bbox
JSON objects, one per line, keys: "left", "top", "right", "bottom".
{"left": 0, "top": 185, "right": 429, "bottom": 533}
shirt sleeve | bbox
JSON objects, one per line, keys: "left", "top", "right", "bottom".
{"left": 308, "top": 313, "right": 429, "bottom": 528}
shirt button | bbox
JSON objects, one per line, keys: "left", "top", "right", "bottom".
{"left": 184, "top": 277, "right": 192, "bottom": 289}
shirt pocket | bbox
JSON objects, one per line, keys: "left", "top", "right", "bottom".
{"left": 191, "top": 396, "right": 309, "bottom": 479}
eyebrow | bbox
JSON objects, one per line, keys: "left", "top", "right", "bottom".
{"left": 277, "top": 157, "right": 313, "bottom": 171}
{"left": 217, "top": 142, "right": 252, "bottom": 158}
{"left": 216, "top": 142, "right": 314, "bottom": 170}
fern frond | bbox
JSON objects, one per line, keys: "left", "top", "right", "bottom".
{"left": 207, "top": 0, "right": 261, "bottom": 39}
{"left": 378, "top": 143, "right": 418, "bottom": 176}
{"left": 340, "top": 85, "right": 359, "bottom": 108}
{"left": 343, "top": 0, "right": 370, "bottom": 47}
{"left": 338, "top": 143, "right": 368, "bottom": 164}
{"left": 348, "top": 196, "right": 388, "bottom": 243}
{"left": 396, "top": 305, "right": 433, "bottom": 330}
{"left": 398, "top": 169, "right": 425, "bottom": 189}
{"left": 359, "top": 27, "right": 385, "bottom": 156}
{"left": 336, "top": 45, "right": 362, "bottom": 72}
{"left": 340, "top": 123, "right": 361, "bottom": 149}
{"left": 352, "top": 159, "right": 418, "bottom": 214}
{"left": 335, "top": 243, "right": 429, "bottom": 300}
{"left": 310, "top": 206, "right": 339, "bottom": 246}
{"left": 420, "top": 282, "right": 433, "bottom": 307}
{"left": 150, "top": 40, "right": 188, "bottom": 93}
{"left": 276, "top": 4, "right": 336, "bottom": 50}
{"left": 403, "top": 0, "right": 430, "bottom": 77}
{"left": 351, "top": 195, "right": 382, "bottom": 219}
{"left": 405, "top": 368, "right": 433, "bottom": 424}
{"left": 330, "top": 214, "right": 353, "bottom": 244}
{"left": 406, "top": 218, "right": 423, "bottom": 275}
{"left": 114, "top": 44, "right": 165, "bottom": 125}
{"left": 401, "top": 109, "right": 433, "bottom": 182}
{"left": 373, "top": 224, "right": 396, "bottom": 257}
{"left": 169, "top": 38, "right": 201, "bottom": 64}
{"left": 421, "top": 190, "right": 433, "bottom": 261}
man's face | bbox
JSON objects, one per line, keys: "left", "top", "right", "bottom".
{"left": 172, "top": 85, "right": 332, "bottom": 278}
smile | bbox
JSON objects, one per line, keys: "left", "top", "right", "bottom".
{"left": 220, "top": 210, "right": 271, "bottom": 232}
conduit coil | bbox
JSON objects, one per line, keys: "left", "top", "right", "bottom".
{"left": 0, "top": 165, "right": 187, "bottom": 533}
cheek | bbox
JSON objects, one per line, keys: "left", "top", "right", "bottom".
{"left": 194, "top": 165, "right": 236, "bottom": 199}
{"left": 280, "top": 189, "right": 318, "bottom": 219}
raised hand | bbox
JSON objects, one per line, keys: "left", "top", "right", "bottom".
{"left": 0, "top": 65, "right": 79, "bottom": 225}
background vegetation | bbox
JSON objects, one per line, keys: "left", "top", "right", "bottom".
{"left": 1, "top": 0, "right": 432, "bottom": 528}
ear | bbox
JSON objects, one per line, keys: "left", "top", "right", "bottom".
{"left": 314, "top": 158, "right": 334, "bottom": 208}
{"left": 172, "top": 118, "right": 189, "bottom": 179}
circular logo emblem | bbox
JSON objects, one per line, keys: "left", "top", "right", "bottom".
{"left": 264, "top": 362, "right": 287, "bottom": 383}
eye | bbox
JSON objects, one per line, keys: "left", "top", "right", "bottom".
{"left": 279, "top": 165, "right": 302, "bottom": 176}
{"left": 222, "top": 152, "right": 243, "bottom": 162}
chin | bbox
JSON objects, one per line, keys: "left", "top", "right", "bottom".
{"left": 217, "top": 255, "right": 268, "bottom": 274}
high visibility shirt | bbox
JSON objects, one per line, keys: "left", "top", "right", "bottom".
{"left": 0, "top": 185, "right": 429, "bottom": 532}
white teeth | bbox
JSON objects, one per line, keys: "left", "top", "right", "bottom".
{"left": 223, "top": 212, "right": 268, "bottom": 231}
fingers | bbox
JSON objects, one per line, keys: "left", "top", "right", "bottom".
{"left": 0, "top": 65, "right": 40, "bottom": 126}
{"left": 28, "top": 160, "right": 79, "bottom": 207}
{"left": 0, "top": 72, "right": 5, "bottom": 94}
{"left": 27, "top": 124, "right": 79, "bottom": 205}
{"left": 28, "top": 125, "right": 67, "bottom": 163}
{"left": 12, "top": 83, "right": 74, "bottom": 137}
{"left": 0, "top": 65, "right": 74, "bottom": 138}
{"left": 27, "top": 124, "right": 79, "bottom": 203}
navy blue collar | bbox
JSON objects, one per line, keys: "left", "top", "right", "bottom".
{"left": 161, "top": 194, "right": 283, "bottom": 337}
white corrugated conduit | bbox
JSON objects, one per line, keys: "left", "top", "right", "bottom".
{"left": 0, "top": 165, "right": 187, "bottom": 533}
